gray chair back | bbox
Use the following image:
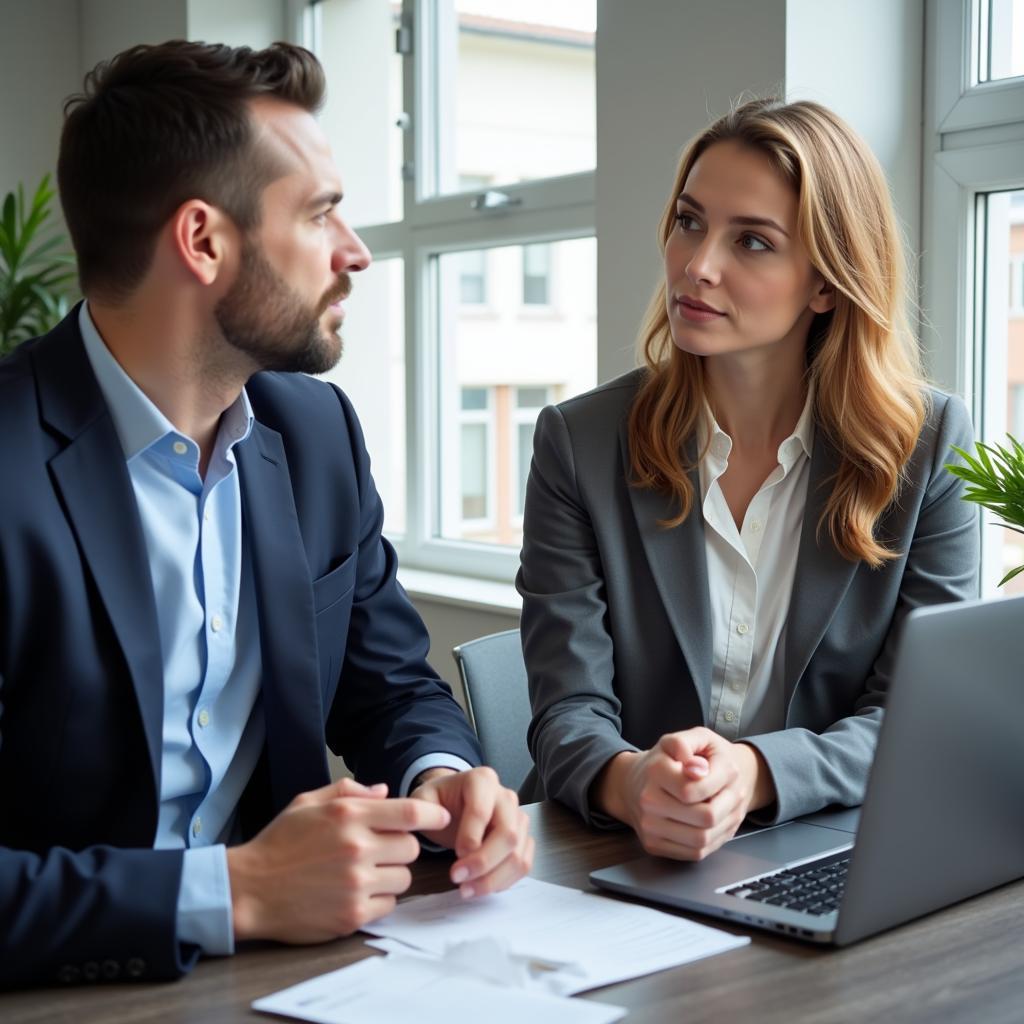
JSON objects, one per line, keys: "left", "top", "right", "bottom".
{"left": 451, "top": 628, "right": 533, "bottom": 792}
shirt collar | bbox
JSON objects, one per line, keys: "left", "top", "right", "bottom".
{"left": 698, "top": 381, "right": 816, "bottom": 471}
{"left": 79, "top": 301, "right": 254, "bottom": 462}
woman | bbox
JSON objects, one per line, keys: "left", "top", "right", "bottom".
{"left": 516, "top": 99, "right": 979, "bottom": 860}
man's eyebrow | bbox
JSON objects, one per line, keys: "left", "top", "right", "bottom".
{"left": 306, "top": 190, "right": 343, "bottom": 210}
{"left": 678, "top": 192, "right": 790, "bottom": 238}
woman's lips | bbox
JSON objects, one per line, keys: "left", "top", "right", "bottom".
{"left": 675, "top": 296, "right": 725, "bottom": 324}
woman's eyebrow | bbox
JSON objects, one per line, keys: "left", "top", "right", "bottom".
{"left": 678, "top": 191, "right": 790, "bottom": 238}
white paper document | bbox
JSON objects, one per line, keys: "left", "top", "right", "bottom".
{"left": 363, "top": 876, "right": 748, "bottom": 994}
{"left": 251, "top": 952, "right": 627, "bottom": 1024}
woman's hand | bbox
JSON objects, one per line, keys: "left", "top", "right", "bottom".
{"left": 592, "top": 727, "right": 776, "bottom": 860}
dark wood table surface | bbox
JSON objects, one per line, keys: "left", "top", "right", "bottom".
{"left": 4, "top": 800, "right": 1023, "bottom": 1023}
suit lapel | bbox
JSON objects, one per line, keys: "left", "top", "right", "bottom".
{"left": 621, "top": 428, "right": 713, "bottom": 720}
{"left": 783, "top": 433, "right": 861, "bottom": 710}
{"left": 35, "top": 314, "right": 165, "bottom": 790}
{"left": 237, "top": 424, "right": 328, "bottom": 813}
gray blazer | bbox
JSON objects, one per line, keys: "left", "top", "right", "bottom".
{"left": 516, "top": 369, "right": 979, "bottom": 827}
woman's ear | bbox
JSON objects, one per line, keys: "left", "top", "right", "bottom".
{"left": 809, "top": 277, "right": 836, "bottom": 314}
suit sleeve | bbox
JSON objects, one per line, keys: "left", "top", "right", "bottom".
{"left": 0, "top": 843, "right": 195, "bottom": 989}
{"left": 742, "top": 393, "right": 981, "bottom": 823}
{"left": 323, "top": 386, "right": 482, "bottom": 788}
{"left": 516, "top": 403, "right": 637, "bottom": 827}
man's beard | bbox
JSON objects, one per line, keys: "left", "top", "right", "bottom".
{"left": 214, "top": 238, "right": 350, "bottom": 375}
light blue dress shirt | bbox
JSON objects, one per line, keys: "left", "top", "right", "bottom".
{"left": 79, "top": 304, "right": 471, "bottom": 957}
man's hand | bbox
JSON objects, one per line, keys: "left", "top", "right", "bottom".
{"left": 226, "top": 777, "right": 451, "bottom": 944}
{"left": 409, "top": 766, "right": 534, "bottom": 899}
{"left": 593, "top": 728, "right": 776, "bottom": 861}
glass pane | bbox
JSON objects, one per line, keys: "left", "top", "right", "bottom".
{"left": 437, "top": 237, "right": 597, "bottom": 548}
{"left": 984, "top": 0, "right": 1024, "bottom": 82}
{"left": 978, "top": 189, "right": 1024, "bottom": 595}
{"left": 461, "top": 386, "right": 489, "bottom": 411}
{"left": 458, "top": 250, "right": 487, "bottom": 305}
{"left": 433, "top": 0, "right": 596, "bottom": 196}
{"left": 316, "top": 0, "right": 404, "bottom": 226}
{"left": 460, "top": 423, "right": 489, "bottom": 520}
{"left": 317, "top": 257, "right": 406, "bottom": 536}
{"left": 516, "top": 386, "right": 548, "bottom": 408}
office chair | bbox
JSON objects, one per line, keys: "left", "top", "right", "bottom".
{"left": 451, "top": 628, "right": 534, "bottom": 792}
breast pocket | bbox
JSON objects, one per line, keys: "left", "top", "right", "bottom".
{"left": 313, "top": 552, "right": 357, "bottom": 704}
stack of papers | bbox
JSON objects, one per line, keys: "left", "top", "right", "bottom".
{"left": 253, "top": 877, "right": 749, "bottom": 1023}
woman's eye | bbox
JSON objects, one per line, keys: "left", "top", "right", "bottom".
{"left": 740, "top": 233, "right": 770, "bottom": 252}
{"left": 676, "top": 212, "right": 701, "bottom": 231}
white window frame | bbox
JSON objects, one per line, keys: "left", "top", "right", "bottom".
{"left": 923, "top": 0, "right": 1024, "bottom": 595}
{"left": 300, "top": 0, "right": 595, "bottom": 581}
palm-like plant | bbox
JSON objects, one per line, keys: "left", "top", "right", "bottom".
{"left": 947, "top": 436, "right": 1024, "bottom": 586}
{"left": 0, "top": 174, "right": 77, "bottom": 356}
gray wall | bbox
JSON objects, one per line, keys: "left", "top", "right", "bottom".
{"left": 0, "top": 0, "right": 80, "bottom": 198}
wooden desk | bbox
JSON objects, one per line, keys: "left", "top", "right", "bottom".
{"left": 4, "top": 801, "right": 1023, "bottom": 1023}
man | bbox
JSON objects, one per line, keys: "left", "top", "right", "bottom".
{"left": 0, "top": 40, "right": 533, "bottom": 989}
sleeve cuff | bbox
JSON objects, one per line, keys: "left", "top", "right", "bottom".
{"left": 176, "top": 845, "right": 234, "bottom": 956}
{"left": 398, "top": 752, "right": 474, "bottom": 798}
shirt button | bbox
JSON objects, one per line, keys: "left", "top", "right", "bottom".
{"left": 172, "top": 440, "right": 187, "bottom": 455}
{"left": 731, "top": 681, "right": 742, "bottom": 692}
{"left": 197, "top": 708, "right": 211, "bottom": 728}
{"left": 192, "top": 817, "right": 202, "bottom": 838}
{"left": 736, "top": 623, "right": 749, "bottom": 636}
{"left": 211, "top": 615, "right": 223, "bottom": 633}
{"left": 750, "top": 520, "right": 762, "bottom": 532}
{"left": 203, "top": 508, "right": 210, "bottom": 523}
{"left": 724, "top": 711, "right": 736, "bottom": 723}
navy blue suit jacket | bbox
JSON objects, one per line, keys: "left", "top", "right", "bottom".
{"left": 0, "top": 308, "right": 481, "bottom": 988}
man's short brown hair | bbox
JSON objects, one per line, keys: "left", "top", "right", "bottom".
{"left": 58, "top": 40, "right": 325, "bottom": 302}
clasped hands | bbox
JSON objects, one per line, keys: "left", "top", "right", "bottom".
{"left": 595, "top": 727, "right": 776, "bottom": 861}
{"left": 227, "top": 766, "right": 533, "bottom": 944}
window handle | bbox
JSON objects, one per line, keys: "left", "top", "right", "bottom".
{"left": 471, "top": 190, "right": 522, "bottom": 212}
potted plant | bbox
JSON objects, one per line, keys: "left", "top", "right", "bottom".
{"left": 947, "top": 436, "right": 1024, "bottom": 586}
{"left": 0, "top": 173, "right": 77, "bottom": 356}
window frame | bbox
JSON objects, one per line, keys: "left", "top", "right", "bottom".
{"left": 301, "top": 0, "right": 595, "bottom": 581}
{"left": 923, "top": 0, "right": 1024, "bottom": 595}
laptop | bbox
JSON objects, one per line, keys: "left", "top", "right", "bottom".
{"left": 590, "top": 593, "right": 1024, "bottom": 945}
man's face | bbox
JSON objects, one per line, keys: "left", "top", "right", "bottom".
{"left": 216, "top": 98, "right": 370, "bottom": 374}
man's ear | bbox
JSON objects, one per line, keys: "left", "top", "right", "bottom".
{"left": 809, "top": 275, "right": 836, "bottom": 315}
{"left": 169, "top": 200, "right": 237, "bottom": 287}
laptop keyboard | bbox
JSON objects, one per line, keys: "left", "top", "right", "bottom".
{"left": 723, "top": 850, "right": 851, "bottom": 917}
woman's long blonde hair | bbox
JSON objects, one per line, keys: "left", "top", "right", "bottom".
{"left": 628, "top": 98, "right": 927, "bottom": 567}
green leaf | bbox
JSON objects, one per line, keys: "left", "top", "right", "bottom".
{"left": 998, "top": 564, "right": 1024, "bottom": 587}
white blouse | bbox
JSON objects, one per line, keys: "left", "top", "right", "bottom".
{"left": 697, "top": 388, "right": 815, "bottom": 741}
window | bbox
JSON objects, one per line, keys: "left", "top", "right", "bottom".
{"left": 979, "top": 0, "right": 1024, "bottom": 82}
{"left": 924, "top": 1, "right": 1024, "bottom": 596}
{"left": 310, "top": 0, "right": 596, "bottom": 580}
{"left": 522, "top": 243, "right": 552, "bottom": 306}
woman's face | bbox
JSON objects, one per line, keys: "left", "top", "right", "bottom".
{"left": 664, "top": 140, "right": 833, "bottom": 362}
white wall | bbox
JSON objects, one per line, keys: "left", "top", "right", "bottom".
{"left": 79, "top": 0, "right": 188, "bottom": 76}
{"left": 0, "top": 0, "right": 80, "bottom": 198}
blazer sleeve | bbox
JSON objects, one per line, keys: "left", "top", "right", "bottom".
{"left": 323, "top": 386, "right": 482, "bottom": 787}
{"left": 742, "top": 393, "right": 981, "bottom": 824}
{"left": 516, "top": 403, "right": 637, "bottom": 826}
{"left": 0, "top": 843, "right": 194, "bottom": 989}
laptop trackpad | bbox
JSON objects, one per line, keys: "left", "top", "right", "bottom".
{"left": 727, "top": 822, "right": 853, "bottom": 867}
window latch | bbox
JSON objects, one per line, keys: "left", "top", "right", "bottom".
{"left": 470, "top": 190, "right": 523, "bottom": 212}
